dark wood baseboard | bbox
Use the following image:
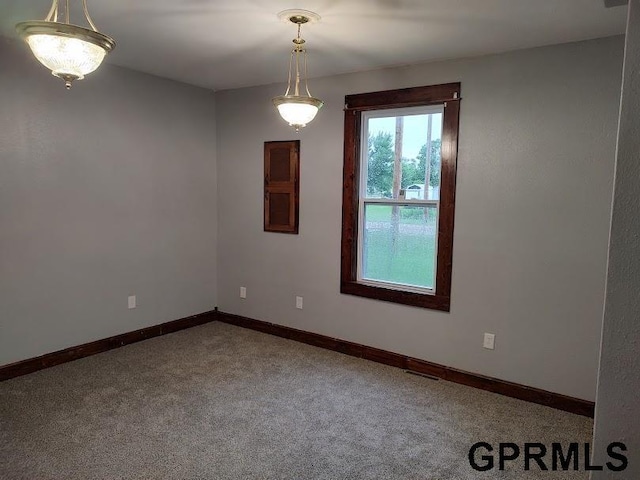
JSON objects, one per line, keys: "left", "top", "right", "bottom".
{"left": 217, "top": 311, "right": 595, "bottom": 418}
{"left": 0, "top": 309, "right": 218, "bottom": 382}
{"left": 2, "top": 309, "right": 595, "bottom": 418}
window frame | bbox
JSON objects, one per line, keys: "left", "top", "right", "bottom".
{"left": 340, "top": 83, "right": 461, "bottom": 312}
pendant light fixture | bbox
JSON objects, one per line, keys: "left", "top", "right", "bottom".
{"left": 273, "top": 10, "right": 323, "bottom": 132}
{"left": 16, "top": 0, "right": 116, "bottom": 90}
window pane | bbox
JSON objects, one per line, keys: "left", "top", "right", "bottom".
{"left": 362, "top": 204, "right": 438, "bottom": 290}
{"left": 366, "top": 112, "right": 443, "bottom": 200}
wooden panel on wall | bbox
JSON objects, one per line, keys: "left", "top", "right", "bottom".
{"left": 264, "top": 140, "right": 300, "bottom": 234}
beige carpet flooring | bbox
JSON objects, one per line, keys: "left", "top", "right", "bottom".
{"left": 1, "top": 321, "right": 593, "bottom": 479}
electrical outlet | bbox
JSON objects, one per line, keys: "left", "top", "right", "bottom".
{"left": 128, "top": 295, "right": 136, "bottom": 309}
{"left": 483, "top": 333, "right": 495, "bottom": 350}
{"left": 296, "top": 296, "right": 303, "bottom": 310}
{"left": 240, "top": 287, "right": 247, "bottom": 299}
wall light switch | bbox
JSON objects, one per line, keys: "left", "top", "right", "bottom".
{"left": 240, "top": 287, "right": 247, "bottom": 299}
{"left": 128, "top": 295, "right": 136, "bottom": 309}
{"left": 483, "top": 333, "right": 495, "bottom": 350}
{"left": 296, "top": 296, "right": 303, "bottom": 310}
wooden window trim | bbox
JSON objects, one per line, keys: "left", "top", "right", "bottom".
{"left": 340, "top": 83, "right": 461, "bottom": 312}
{"left": 264, "top": 140, "right": 300, "bottom": 234}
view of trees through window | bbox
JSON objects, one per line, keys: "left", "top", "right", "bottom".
{"left": 365, "top": 112, "right": 442, "bottom": 199}
{"left": 367, "top": 133, "right": 441, "bottom": 198}
{"left": 360, "top": 111, "right": 443, "bottom": 291}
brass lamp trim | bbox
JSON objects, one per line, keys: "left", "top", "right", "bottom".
{"left": 273, "top": 95, "right": 323, "bottom": 109}
{"left": 16, "top": 21, "right": 116, "bottom": 53}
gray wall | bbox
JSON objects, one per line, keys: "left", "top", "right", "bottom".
{"left": 592, "top": 1, "right": 640, "bottom": 477}
{"left": 216, "top": 36, "right": 623, "bottom": 401}
{"left": 0, "top": 37, "right": 218, "bottom": 365}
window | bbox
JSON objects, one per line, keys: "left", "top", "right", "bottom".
{"left": 340, "top": 83, "right": 461, "bottom": 311}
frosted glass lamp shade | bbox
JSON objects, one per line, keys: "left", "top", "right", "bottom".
{"left": 26, "top": 34, "right": 106, "bottom": 78}
{"left": 273, "top": 95, "right": 323, "bottom": 131}
{"left": 16, "top": 21, "right": 115, "bottom": 89}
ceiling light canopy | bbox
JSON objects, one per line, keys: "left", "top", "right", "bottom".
{"left": 16, "top": 0, "right": 115, "bottom": 89}
{"left": 273, "top": 11, "right": 323, "bottom": 132}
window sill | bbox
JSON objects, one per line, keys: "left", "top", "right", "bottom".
{"left": 340, "top": 281, "right": 451, "bottom": 312}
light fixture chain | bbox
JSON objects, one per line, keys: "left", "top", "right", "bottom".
{"left": 292, "top": 20, "right": 305, "bottom": 97}
{"left": 65, "top": 0, "right": 70, "bottom": 24}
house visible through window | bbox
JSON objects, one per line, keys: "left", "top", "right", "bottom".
{"left": 340, "top": 83, "right": 461, "bottom": 311}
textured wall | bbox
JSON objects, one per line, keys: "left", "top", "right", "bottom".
{"left": 0, "top": 38, "right": 218, "bottom": 365}
{"left": 592, "top": 2, "right": 640, "bottom": 477}
{"left": 216, "top": 37, "right": 623, "bottom": 401}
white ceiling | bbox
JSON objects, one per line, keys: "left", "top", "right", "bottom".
{"left": 0, "top": 0, "right": 628, "bottom": 91}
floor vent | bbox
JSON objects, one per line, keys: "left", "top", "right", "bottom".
{"left": 405, "top": 370, "right": 439, "bottom": 381}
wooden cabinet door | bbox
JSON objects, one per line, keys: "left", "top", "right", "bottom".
{"left": 264, "top": 140, "right": 300, "bottom": 234}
